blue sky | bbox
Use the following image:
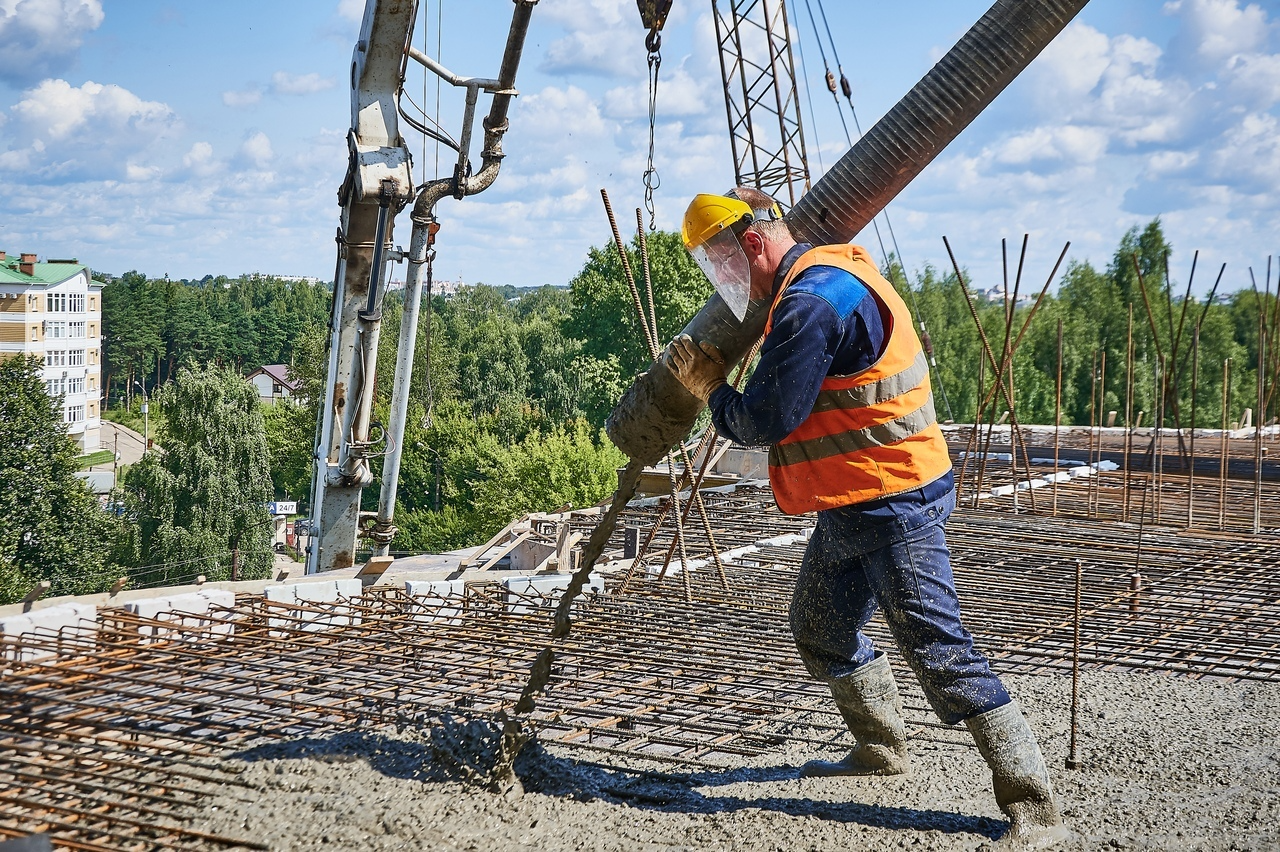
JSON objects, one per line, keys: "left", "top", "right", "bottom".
{"left": 1, "top": 0, "right": 1278, "bottom": 298}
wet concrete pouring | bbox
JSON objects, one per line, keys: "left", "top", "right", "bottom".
{"left": 3, "top": 481, "right": 1279, "bottom": 850}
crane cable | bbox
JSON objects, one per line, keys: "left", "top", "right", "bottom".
{"left": 642, "top": 28, "right": 662, "bottom": 230}
{"left": 797, "top": 0, "right": 956, "bottom": 422}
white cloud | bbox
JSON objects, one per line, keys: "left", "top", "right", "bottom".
{"left": 993, "top": 126, "right": 1109, "bottom": 169}
{"left": 1165, "top": 0, "right": 1270, "bottom": 65}
{"left": 0, "top": 79, "right": 177, "bottom": 181}
{"left": 222, "top": 87, "right": 263, "bottom": 108}
{"left": 509, "top": 85, "right": 613, "bottom": 151}
{"left": 182, "top": 141, "right": 220, "bottom": 177}
{"left": 270, "top": 71, "right": 336, "bottom": 96}
{"left": 236, "top": 131, "right": 274, "bottom": 170}
{"left": 538, "top": 0, "right": 645, "bottom": 78}
{"left": 0, "top": 0, "right": 103, "bottom": 85}
{"left": 222, "top": 73, "right": 335, "bottom": 109}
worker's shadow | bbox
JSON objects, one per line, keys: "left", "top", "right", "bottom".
{"left": 230, "top": 727, "right": 1004, "bottom": 841}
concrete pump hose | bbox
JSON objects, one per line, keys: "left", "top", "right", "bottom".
{"left": 605, "top": 0, "right": 1090, "bottom": 467}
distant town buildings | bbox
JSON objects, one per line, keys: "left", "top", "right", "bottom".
{"left": 245, "top": 364, "right": 301, "bottom": 404}
{"left": 386, "top": 277, "right": 467, "bottom": 297}
{"left": 0, "top": 251, "right": 103, "bottom": 452}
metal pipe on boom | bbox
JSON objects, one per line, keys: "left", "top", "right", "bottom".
{"left": 606, "top": 0, "right": 1091, "bottom": 465}
{"left": 310, "top": 0, "right": 537, "bottom": 573}
{"left": 371, "top": 0, "right": 538, "bottom": 557}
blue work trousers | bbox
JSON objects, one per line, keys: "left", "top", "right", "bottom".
{"left": 789, "top": 487, "right": 1011, "bottom": 725}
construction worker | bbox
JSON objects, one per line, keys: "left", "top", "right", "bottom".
{"left": 666, "top": 187, "right": 1068, "bottom": 850}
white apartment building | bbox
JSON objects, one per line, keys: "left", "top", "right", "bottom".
{"left": 0, "top": 251, "right": 104, "bottom": 452}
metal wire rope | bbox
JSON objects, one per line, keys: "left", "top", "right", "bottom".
{"left": 797, "top": 0, "right": 956, "bottom": 421}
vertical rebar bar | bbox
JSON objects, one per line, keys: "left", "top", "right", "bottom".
{"left": 1066, "top": 557, "right": 1083, "bottom": 770}
{"left": 1095, "top": 350, "right": 1106, "bottom": 518}
{"left": 1155, "top": 357, "right": 1165, "bottom": 525}
{"left": 1088, "top": 349, "right": 1099, "bottom": 519}
{"left": 1220, "top": 358, "right": 1230, "bottom": 531}
{"left": 1054, "top": 318, "right": 1063, "bottom": 517}
{"left": 1255, "top": 321, "right": 1265, "bottom": 534}
{"left": 1188, "top": 325, "right": 1199, "bottom": 528}
{"left": 1123, "top": 305, "right": 1134, "bottom": 522}
{"left": 601, "top": 189, "right": 657, "bottom": 360}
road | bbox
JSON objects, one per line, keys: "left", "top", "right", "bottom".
{"left": 90, "top": 421, "right": 150, "bottom": 471}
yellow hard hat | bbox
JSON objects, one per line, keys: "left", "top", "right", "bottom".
{"left": 681, "top": 193, "right": 753, "bottom": 251}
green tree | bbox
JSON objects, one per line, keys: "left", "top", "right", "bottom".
{"left": 565, "top": 230, "right": 713, "bottom": 422}
{"left": 0, "top": 356, "right": 119, "bottom": 603}
{"left": 120, "top": 366, "right": 274, "bottom": 585}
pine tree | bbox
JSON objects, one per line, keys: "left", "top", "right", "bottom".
{"left": 0, "top": 356, "right": 119, "bottom": 604}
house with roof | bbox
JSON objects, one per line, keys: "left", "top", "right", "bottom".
{"left": 0, "top": 251, "right": 104, "bottom": 452}
{"left": 245, "top": 364, "right": 301, "bottom": 404}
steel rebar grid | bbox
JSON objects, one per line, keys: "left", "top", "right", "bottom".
{"left": 4, "top": 483, "right": 1280, "bottom": 849}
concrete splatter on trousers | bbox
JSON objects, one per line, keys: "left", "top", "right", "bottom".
{"left": 789, "top": 487, "right": 1011, "bottom": 725}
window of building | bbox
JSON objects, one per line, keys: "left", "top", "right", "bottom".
{"left": 88, "top": 296, "right": 96, "bottom": 310}
{"left": 273, "top": 382, "right": 283, "bottom": 394}
{"left": 69, "top": 350, "right": 85, "bottom": 366}
{"left": 46, "top": 378, "right": 65, "bottom": 397}
{"left": 45, "top": 293, "right": 85, "bottom": 313}
{"left": 46, "top": 321, "right": 66, "bottom": 339}
{"left": 45, "top": 350, "right": 62, "bottom": 367}
{"left": 68, "top": 376, "right": 84, "bottom": 394}
{"left": 88, "top": 376, "right": 95, "bottom": 390}
{"left": 65, "top": 405, "right": 84, "bottom": 424}
{"left": 69, "top": 321, "right": 85, "bottom": 338}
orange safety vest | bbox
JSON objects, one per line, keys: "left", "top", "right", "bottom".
{"left": 765, "top": 245, "right": 952, "bottom": 515}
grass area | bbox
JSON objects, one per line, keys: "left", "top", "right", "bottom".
{"left": 77, "top": 449, "right": 116, "bottom": 469}
{"left": 103, "top": 404, "right": 165, "bottom": 440}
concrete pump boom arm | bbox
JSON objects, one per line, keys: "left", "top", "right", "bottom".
{"left": 308, "top": 0, "right": 537, "bottom": 575}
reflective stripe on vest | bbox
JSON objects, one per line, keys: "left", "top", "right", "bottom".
{"left": 772, "top": 393, "right": 937, "bottom": 466}
{"left": 765, "top": 245, "right": 952, "bottom": 515}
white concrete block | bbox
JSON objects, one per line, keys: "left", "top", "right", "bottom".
{"left": 405, "top": 579, "right": 467, "bottom": 598}
{"left": 197, "top": 588, "right": 236, "bottom": 635}
{"left": 14, "top": 603, "right": 98, "bottom": 659}
{"left": 503, "top": 573, "right": 605, "bottom": 615}
{"left": 991, "top": 485, "right": 1016, "bottom": 497}
{"left": 199, "top": 588, "right": 236, "bottom": 608}
{"left": 334, "top": 579, "right": 363, "bottom": 600}
{"left": 167, "top": 593, "right": 211, "bottom": 616}
{"left": 406, "top": 579, "right": 467, "bottom": 624}
{"left": 292, "top": 581, "right": 339, "bottom": 604}
{"left": 264, "top": 584, "right": 296, "bottom": 604}
{"left": 0, "top": 615, "right": 36, "bottom": 663}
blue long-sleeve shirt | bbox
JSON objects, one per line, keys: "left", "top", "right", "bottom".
{"left": 708, "top": 243, "right": 952, "bottom": 519}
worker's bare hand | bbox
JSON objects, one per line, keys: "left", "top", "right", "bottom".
{"left": 666, "top": 334, "right": 727, "bottom": 403}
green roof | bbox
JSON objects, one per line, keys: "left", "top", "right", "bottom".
{"left": 0, "top": 253, "right": 88, "bottom": 287}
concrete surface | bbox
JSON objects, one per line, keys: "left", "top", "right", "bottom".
{"left": 191, "top": 670, "right": 1278, "bottom": 851}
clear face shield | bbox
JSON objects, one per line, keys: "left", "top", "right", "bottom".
{"left": 690, "top": 227, "right": 752, "bottom": 321}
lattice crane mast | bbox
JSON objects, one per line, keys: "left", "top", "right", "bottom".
{"left": 638, "top": 0, "right": 810, "bottom": 210}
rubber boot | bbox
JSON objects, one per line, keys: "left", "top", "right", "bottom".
{"left": 965, "top": 700, "right": 1071, "bottom": 850}
{"left": 801, "top": 653, "right": 910, "bottom": 777}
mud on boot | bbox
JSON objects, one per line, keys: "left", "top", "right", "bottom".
{"left": 801, "top": 652, "right": 910, "bottom": 778}
{"left": 965, "top": 700, "right": 1070, "bottom": 850}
